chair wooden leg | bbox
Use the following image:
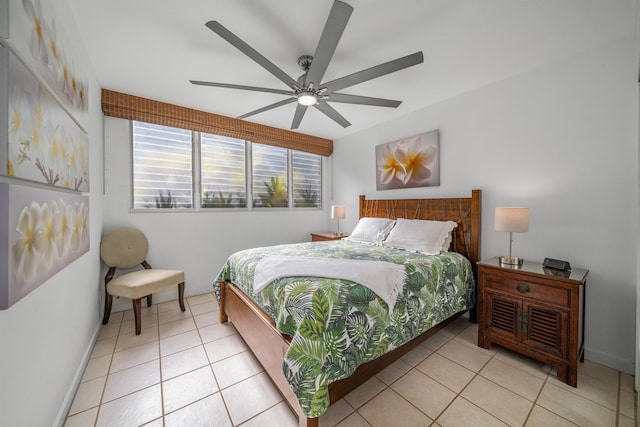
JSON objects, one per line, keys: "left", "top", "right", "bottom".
{"left": 146, "top": 294, "right": 152, "bottom": 307}
{"left": 178, "top": 282, "right": 186, "bottom": 312}
{"left": 103, "top": 292, "right": 113, "bottom": 325}
{"left": 132, "top": 298, "right": 142, "bottom": 335}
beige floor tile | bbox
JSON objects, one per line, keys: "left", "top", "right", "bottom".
{"left": 187, "top": 292, "right": 216, "bottom": 305}
{"left": 212, "top": 350, "right": 263, "bottom": 389}
{"left": 416, "top": 352, "right": 475, "bottom": 393}
{"left": 400, "top": 341, "right": 434, "bottom": 366}
{"left": 195, "top": 311, "right": 220, "bottom": 328}
{"left": 376, "top": 358, "right": 412, "bottom": 385}
{"left": 319, "top": 398, "right": 354, "bottom": 427}
{"left": 423, "top": 328, "right": 455, "bottom": 351}
{"left": 547, "top": 368, "right": 618, "bottom": 410}
{"left": 479, "top": 357, "right": 544, "bottom": 401}
{"left": 114, "top": 326, "right": 159, "bottom": 352}
{"left": 164, "top": 393, "right": 231, "bottom": 427}
{"left": 619, "top": 389, "right": 635, "bottom": 419}
{"left": 96, "top": 384, "right": 162, "bottom": 427}
{"left": 103, "top": 359, "right": 160, "bottom": 402}
{"left": 579, "top": 359, "right": 619, "bottom": 385}
{"left": 462, "top": 375, "right": 533, "bottom": 426}
{"left": 620, "top": 372, "right": 634, "bottom": 392}
{"left": 81, "top": 354, "right": 111, "bottom": 382}
{"left": 335, "top": 412, "right": 372, "bottom": 427}
{"left": 443, "top": 315, "right": 473, "bottom": 334}
{"left": 437, "top": 339, "right": 493, "bottom": 372}
{"left": 97, "top": 322, "right": 121, "bottom": 340}
{"left": 242, "top": 401, "right": 298, "bottom": 427}
{"left": 121, "top": 313, "right": 159, "bottom": 332}
{"left": 525, "top": 405, "right": 578, "bottom": 426}
{"left": 91, "top": 337, "right": 117, "bottom": 359}
{"left": 123, "top": 304, "right": 157, "bottom": 319}
{"left": 141, "top": 418, "right": 163, "bottom": 427}
{"left": 391, "top": 369, "right": 456, "bottom": 419}
{"left": 159, "top": 317, "right": 197, "bottom": 339}
{"left": 68, "top": 376, "right": 106, "bottom": 416}
{"left": 437, "top": 397, "right": 508, "bottom": 427}
{"left": 453, "top": 323, "right": 479, "bottom": 349}
{"left": 203, "top": 334, "right": 249, "bottom": 362}
{"left": 537, "top": 382, "right": 616, "bottom": 427}
{"left": 618, "top": 415, "right": 636, "bottom": 427}
{"left": 160, "top": 329, "right": 202, "bottom": 356}
{"left": 494, "top": 347, "right": 551, "bottom": 379}
{"left": 63, "top": 407, "right": 98, "bottom": 427}
{"left": 344, "top": 376, "right": 387, "bottom": 409}
{"left": 110, "top": 341, "right": 159, "bottom": 373}
{"left": 158, "top": 307, "right": 193, "bottom": 325}
{"left": 158, "top": 299, "right": 183, "bottom": 313}
{"left": 358, "top": 388, "right": 432, "bottom": 427}
{"left": 190, "top": 300, "right": 219, "bottom": 316}
{"left": 221, "top": 372, "right": 283, "bottom": 425}
{"left": 199, "top": 321, "right": 238, "bottom": 344}
{"left": 162, "top": 365, "right": 218, "bottom": 413}
{"left": 161, "top": 345, "right": 210, "bottom": 380}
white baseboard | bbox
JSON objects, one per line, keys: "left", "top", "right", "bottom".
{"left": 584, "top": 346, "right": 635, "bottom": 375}
{"left": 52, "top": 321, "right": 102, "bottom": 427}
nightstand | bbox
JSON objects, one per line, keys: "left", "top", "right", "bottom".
{"left": 310, "top": 232, "right": 348, "bottom": 242}
{"left": 477, "top": 257, "right": 588, "bottom": 386}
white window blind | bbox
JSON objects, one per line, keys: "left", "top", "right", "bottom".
{"left": 132, "top": 121, "right": 193, "bottom": 209}
{"left": 201, "top": 133, "right": 246, "bottom": 208}
{"left": 252, "top": 144, "right": 288, "bottom": 208}
{"left": 292, "top": 151, "right": 322, "bottom": 208}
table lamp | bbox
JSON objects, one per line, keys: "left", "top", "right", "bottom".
{"left": 495, "top": 207, "right": 529, "bottom": 266}
{"left": 331, "top": 205, "right": 345, "bottom": 236}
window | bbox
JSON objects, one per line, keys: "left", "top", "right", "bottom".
{"left": 132, "top": 121, "right": 192, "bottom": 209}
{"left": 201, "top": 133, "right": 246, "bottom": 208}
{"left": 131, "top": 121, "right": 322, "bottom": 211}
{"left": 252, "top": 144, "right": 288, "bottom": 208}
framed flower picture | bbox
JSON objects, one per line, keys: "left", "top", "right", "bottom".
{"left": 375, "top": 130, "right": 440, "bottom": 190}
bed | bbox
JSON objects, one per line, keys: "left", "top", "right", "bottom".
{"left": 213, "top": 190, "right": 481, "bottom": 427}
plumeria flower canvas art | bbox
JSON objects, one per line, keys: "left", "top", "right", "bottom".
{"left": 0, "top": 183, "right": 89, "bottom": 310}
{"left": 376, "top": 130, "right": 440, "bottom": 190}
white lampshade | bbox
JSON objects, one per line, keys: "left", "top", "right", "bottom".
{"left": 495, "top": 207, "right": 529, "bottom": 233}
{"left": 331, "top": 205, "right": 346, "bottom": 220}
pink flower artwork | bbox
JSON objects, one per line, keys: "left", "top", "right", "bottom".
{"left": 376, "top": 130, "right": 439, "bottom": 190}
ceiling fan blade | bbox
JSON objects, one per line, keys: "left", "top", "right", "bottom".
{"left": 305, "top": 1, "right": 353, "bottom": 88}
{"left": 314, "top": 101, "right": 351, "bottom": 128}
{"left": 322, "top": 51, "right": 424, "bottom": 93}
{"left": 237, "top": 97, "right": 297, "bottom": 120}
{"left": 190, "top": 80, "right": 293, "bottom": 96}
{"left": 291, "top": 104, "right": 308, "bottom": 129}
{"left": 205, "top": 21, "right": 299, "bottom": 89}
{"left": 328, "top": 93, "right": 402, "bottom": 108}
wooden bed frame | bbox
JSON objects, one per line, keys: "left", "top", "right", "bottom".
{"left": 219, "top": 190, "right": 481, "bottom": 427}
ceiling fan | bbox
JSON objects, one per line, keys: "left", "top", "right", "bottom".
{"left": 190, "top": 0, "right": 424, "bottom": 130}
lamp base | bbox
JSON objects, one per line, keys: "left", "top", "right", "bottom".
{"left": 499, "top": 256, "right": 524, "bottom": 266}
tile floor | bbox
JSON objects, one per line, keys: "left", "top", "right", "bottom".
{"left": 65, "top": 292, "right": 636, "bottom": 427}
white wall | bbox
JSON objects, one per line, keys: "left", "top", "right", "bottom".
{"left": 0, "top": 2, "right": 104, "bottom": 426}
{"left": 332, "top": 36, "right": 639, "bottom": 374}
{"left": 102, "top": 117, "right": 333, "bottom": 312}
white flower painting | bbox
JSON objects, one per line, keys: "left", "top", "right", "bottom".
{"left": 6, "top": 49, "right": 89, "bottom": 191}
{"left": 0, "top": 183, "right": 89, "bottom": 309}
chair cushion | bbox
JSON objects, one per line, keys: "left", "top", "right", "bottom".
{"left": 107, "top": 269, "right": 185, "bottom": 300}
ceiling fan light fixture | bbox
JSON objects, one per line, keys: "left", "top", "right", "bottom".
{"left": 297, "top": 91, "right": 318, "bottom": 106}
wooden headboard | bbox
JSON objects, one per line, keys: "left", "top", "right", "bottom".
{"left": 359, "top": 189, "right": 482, "bottom": 275}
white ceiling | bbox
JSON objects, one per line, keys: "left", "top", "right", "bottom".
{"left": 65, "top": 0, "right": 635, "bottom": 141}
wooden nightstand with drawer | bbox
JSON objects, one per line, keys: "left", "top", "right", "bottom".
{"left": 477, "top": 257, "right": 588, "bottom": 386}
{"left": 310, "top": 232, "right": 347, "bottom": 242}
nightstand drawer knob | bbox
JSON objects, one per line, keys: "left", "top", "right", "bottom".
{"left": 516, "top": 283, "right": 530, "bottom": 294}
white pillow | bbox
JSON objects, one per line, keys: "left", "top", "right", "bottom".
{"left": 382, "top": 218, "right": 458, "bottom": 255}
{"left": 345, "top": 217, "right": 396, "bottom": 245}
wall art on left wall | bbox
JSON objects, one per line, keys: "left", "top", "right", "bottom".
{"left": 0, "top": 183, "right": 90, "bottom": 309}
{"left": 3, "top": 44, "right": 90, "bottom": 191}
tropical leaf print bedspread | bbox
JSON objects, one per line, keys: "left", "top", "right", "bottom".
{"left": 213, "top": 240, "right": 475, "bottom": 418}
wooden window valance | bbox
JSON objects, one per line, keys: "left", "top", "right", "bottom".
{"left": 101, "top": 89, "right": 333, "bottom": 156}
